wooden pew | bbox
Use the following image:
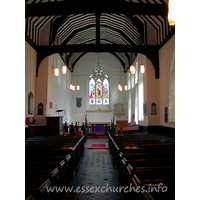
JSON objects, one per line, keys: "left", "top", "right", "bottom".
{"left": 26, "top": 175, "right": 53, "bottom": 199}
{"left": 25, "top": 155, "right": 65, "bottom": 162}
{"left": 127, "top": 158, "right": 175, "bottom": 167}
{"left": 25, "top": 136, "right": 84, "bottom": 199}
{"left": 108, "top": 132, "right": 175, "bottom": 200}
{"left": 113, "top": 131, "right": 175, "bottom": 139}
{"left": 132, "top": 173, "right": 175, "bottom": 200}
{"left": 25, "top": 157, "right": 72, "bottom": 199}
{"left": 25, "top": 159, "right": 64, "bottom": 194}
{"left": 25, "top": 136, "right": 85, "bottom": 174}
{"left": 25, "top": 147, "right": 73, "bottom": 156}
{"left": 119, "top": 152, "right": 175, "bottom": 160}
{"left": 118, "top": 160, "right": 175, "bottom": 200}
{"left": 25, "top": 135, "right": 85, "bottom": 163}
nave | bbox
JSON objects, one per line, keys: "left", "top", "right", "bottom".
{"left": 25, "top": 131, "right": 175, "bottom": 200}
{"left": 65, "top": 138, "right": 124, "bottom": 200}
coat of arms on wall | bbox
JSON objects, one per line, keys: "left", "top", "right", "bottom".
{"left": 76, "top": 98, "right": 82, "bottom": 108}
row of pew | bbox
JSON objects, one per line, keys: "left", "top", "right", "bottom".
{"left": 108, "top": 132, "right": 175, "bottom": 200}
{"left": 25, "top": 135, "right": 85, "bottom": 200}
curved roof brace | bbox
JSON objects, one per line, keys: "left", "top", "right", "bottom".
{"left": 36, "top": 44, "right": 160, "bottom": 78}
{"left": 71, "top": 53, "right": 87, "bottom": 71}
{"left": 110, "top": 53, "right": 126, "bottom": 71}
{"left": 145, "top": 51, "right": 159, "bottom": 79}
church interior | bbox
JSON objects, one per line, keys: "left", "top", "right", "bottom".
{"left": 24, "top": 0, "right": 177, "bottom": 199}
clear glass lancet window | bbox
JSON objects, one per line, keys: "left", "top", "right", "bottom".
{"left": 89, "top": 66, "right": 109, "bottom": 105}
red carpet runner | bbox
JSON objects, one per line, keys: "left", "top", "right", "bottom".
{"left": 87, "top": 143, "right": 109, "bottom": 149}
{"left": 91, "top": 144, "right": 106, "bottom": 148}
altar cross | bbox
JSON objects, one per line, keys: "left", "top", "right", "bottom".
{"left": 84, "top": 112, "right": 89, "bottom": 123}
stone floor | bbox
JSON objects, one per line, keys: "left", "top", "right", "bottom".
{"left": 64, "top": 138, "right": 124, "bottom": 200}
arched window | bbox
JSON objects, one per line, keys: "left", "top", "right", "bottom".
{"left": 89, "top": 66, "right": 109, "bottom": 105}
{"left": 169, "top": 50, "right": 175, "bottom": 122}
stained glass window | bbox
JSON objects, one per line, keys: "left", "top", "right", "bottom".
{"left": 89, "top": 78, "right": 95, "bottom": 105}
{"left": 103, "top": 79, "right": 109, "bottom": 105}
{"left": 89, "top": 66, "right": 109, "bottom": 105}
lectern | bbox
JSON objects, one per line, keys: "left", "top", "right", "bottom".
{"left": 46, "top": 116, "right": 63, "bottom": 136}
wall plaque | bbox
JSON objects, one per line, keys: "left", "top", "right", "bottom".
{"left": 114, "top": 103, "right": 125, "bottom": 118}
{"left": 49, "top": 102, "right": 53, "bottom": 109}
{"left": 151, "top": 102, "right": 157, "bottom": 115}
{"left": 37, "top": 102, "right": 43, "bottom": 115}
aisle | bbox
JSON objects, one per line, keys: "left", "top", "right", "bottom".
{"left": 65, "top": 138, "right": 124, "bottom": 200}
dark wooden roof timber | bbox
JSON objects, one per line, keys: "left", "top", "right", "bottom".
{"left": 25, "top": 0, "right": 174, "bottom": 78}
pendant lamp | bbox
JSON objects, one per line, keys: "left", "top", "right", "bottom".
{"left": 70, "top": 83, "right": 73, "bottom": 90}
{"left": 55, "top": 66, "right": 59, "bottom": 76}
{"left": 130, "top": 65, "right": 136, "bottom": 74}
{"left": 62, "top": 65, "right": 67, "bottom": 74}
{"left": 140, "top": 65, "right": 145, "bottom": 74}
{"left": 124, "top": 84, "right": 128, "bottom": 91}
{"left": 168, "top": 0, "right": 175, "bottom": 26}
{"left": 77, "top": 84, "right": 80, "bottom": 91}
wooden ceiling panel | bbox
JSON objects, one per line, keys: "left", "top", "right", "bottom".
{"left": 25, "top": 0, "right": 174, "bottom": 77}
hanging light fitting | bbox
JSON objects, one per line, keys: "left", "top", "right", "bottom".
{"left": 77, "top": 84, "right": 80, "bottom": 91}
{"left": 55, "top": 65, "right": 59, "bottom": 76}
{"left": 62, "top": 65, "right": 67, "bottom": 74}
{"left": 168, "top": 0, "right": 175, "bottom": 26}
{"left": 140, "top": 64, "right": 145, "bottom": 74}
{"left": 130, "top": 65, "right": 136, "bottom": 74}
{"left": 51, "top": 66, "right": 55, "bottom": 74}
{"left": 70, "top": 83, "right": 73, "bottom": 90}
{"left": 118, "top": 84, "right": 123, "bottom": 91}
{"left": 72, "top": 84, "right": 75, "bottom": 91}
{"left": 124, "top": 84, "right": 128, "bottom": 91}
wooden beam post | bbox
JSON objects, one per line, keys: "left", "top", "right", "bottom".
{"left": 95, "top": 13, "right": 101, "bottom": 46}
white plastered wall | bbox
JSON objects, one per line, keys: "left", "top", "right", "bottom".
{"left": 159, "top": 35, "right": 175, "bottom": 128}
{"left": 34, "top": 54, "right": 72, "bottom": 126}
{"left": 70, "top": 53, "right": 127, "bottom": 124}
{"left": 126, "top": 53, "right": 159, "bottom": 127}
{"left": 25, "top": 42, "right": 37, "bottom": 126}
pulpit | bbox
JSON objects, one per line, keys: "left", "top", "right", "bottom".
{"left": 46, "top": 116, "right": 63, "bottom": 136}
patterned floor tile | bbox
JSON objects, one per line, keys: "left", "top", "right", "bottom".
{"left": 64, "top": 138, "right": 124, "bottom": 200}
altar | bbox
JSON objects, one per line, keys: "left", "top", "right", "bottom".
{"left": 88, "top": 122, "right": 110, "bottom": 132}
